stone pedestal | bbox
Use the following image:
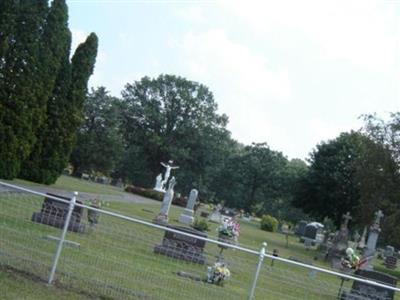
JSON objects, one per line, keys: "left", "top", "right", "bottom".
{"left": 179, "top": 209, "right": 195, "bottom": 225}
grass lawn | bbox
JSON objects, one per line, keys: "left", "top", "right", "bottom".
{"left": 0, "top": 178, "right": 399, "bottom": 299}
{"left": 1, "top": 266, "right": 89, "bottom": 300}
{"left": 9, "top": 175, "right": 126, "bottom": 196}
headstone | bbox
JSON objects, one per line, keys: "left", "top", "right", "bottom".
{"left": 353, "top": 230, "right": 360, "bottom": 244}
{"left": 328, "top": 212, "right": 352, "bottom": 268}
{"left": 385, "top": 256, "right": 398, "bottom": 269}
{"left": 153, "top": 177, "right": 176, "bottom": 224}
{"left": 154, "top": 225, "right": 207, "bottom": 264}
{"left": 31, "top": 193, "right": 85, "bottom": 233}
{"left": 302, "top": 222, "right": 324, "bottom": 247}
{"left": 384, "top": 245, "right": 395, "bottom": 258}
{"left": 304, "top": 224, "right": 318, "bottom": 241}
{"left": 200, "top": 211, "right": 210, "bottom": 218}
{"left": 209, "top": 204, "right": 222, "bottom": 223}
{"left": 295, "top": 220, "right": 308, "bottom": 236}
{"left": 360, "top": 210, "right": 384, "bottom": 270}
{"left": 178, "top": 189, "right": 198, "bottom": 225}
{"left": 358, "top": 226, "right": 368, "bottom": 250}
{"left": 341, "top": 269, "right": 397, "bottom": 300}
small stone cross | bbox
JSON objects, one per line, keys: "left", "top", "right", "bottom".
{"left": 342, "top": 211, "right": 352, "bottom": 228}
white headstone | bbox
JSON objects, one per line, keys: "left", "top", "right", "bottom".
{"left": 179, "top": 189, "right": 198, "bottom": 225}
{"left": 360, "top": 210, "right": 384, "bottom": 270}
{"left": 154, "top": 177, "right": 176, "bottom": 224}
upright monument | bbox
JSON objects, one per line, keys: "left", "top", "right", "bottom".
{"left": 360, "top": 210, "right": 384, "bottom": 270}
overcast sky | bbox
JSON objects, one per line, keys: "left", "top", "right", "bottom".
{"left": 67, "top": 0, "right": 400, "bottom": 160}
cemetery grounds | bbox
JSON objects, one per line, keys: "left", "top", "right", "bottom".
{"left": 0, "top": 178, "right": 399, "bottom": 300}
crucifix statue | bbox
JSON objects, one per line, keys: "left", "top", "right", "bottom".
{"left": 160, "top": 160, "right": 179, "bottom": 190}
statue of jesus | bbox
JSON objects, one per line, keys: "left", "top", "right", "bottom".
{"left": 161, "top": 160, "right": 179, "bottom": 183}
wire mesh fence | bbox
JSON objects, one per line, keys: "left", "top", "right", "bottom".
{"left": 0, "top": 181, "right": 399, "bottom": 300}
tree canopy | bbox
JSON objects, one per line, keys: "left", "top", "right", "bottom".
{"left": 0, "top": 0, "right": 98, "bottom": 183}
{"left": 293, "top": 130, "right": 400, "bottom": 246}
{"left": 116, "top": 74, "right": 233, "bottom": 195}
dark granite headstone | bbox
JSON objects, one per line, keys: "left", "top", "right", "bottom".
{"left": 200, "top": 211, "right": 210, "bottom": 218}
{"left": 304, "top": 224, "right": 318, "bottom": 240}
{"left": 154, "top": 225, "right": 207, "bottom": 264}
{"left": 295, "top": 220, "right": 308, "bottom": 236}
{"left": 342, "top": 269, "right": 397, "bottom": 300}
{"left": 31, "top": 193, "right": 85, "bottom": 233}
{"left": 385, "top": 256, "right": 397, "bottom": 269}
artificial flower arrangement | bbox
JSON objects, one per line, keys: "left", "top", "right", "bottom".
{"left": 217, "top": 218, "right": 240, "bottom": 241}
{"left": 206, "top": 261, "right": 231, "bottom": 286}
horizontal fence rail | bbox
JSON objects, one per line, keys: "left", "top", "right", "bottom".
{"left": 0, "top": 180, "right": 399, "bottom": 300}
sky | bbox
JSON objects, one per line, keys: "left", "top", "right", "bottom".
{"left": 67, "top": 0, "right": 400, "bottom": 160}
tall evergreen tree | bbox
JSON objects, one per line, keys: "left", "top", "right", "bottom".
{"left": 20, "top": 33, "right": 98, "bottom": 184}
{"left": 0, "top": 1, "right": 48, "bottom": 178}
{"left": 20, "top": 0, "right": 71, "bottom": 182}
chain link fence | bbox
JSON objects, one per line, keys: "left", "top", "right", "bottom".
{"left": 0, "top": 181, "right": 399, "bottom": 300}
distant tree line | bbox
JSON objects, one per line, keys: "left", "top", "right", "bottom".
{"left": 71, "top": 79, "right": 400, "bottom": 248}
{"left": 0, "top": 0, "right": 98, "bottom": 184}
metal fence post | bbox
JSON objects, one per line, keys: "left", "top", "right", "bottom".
{"left": 248, "top": 242, "right": 267, "bottom": 300}
{"left": 48, "top": 191, "right": 78, "bottom": 284}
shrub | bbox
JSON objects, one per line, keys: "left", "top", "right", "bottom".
{"left": 192, "top": 218, "right": 210, "bottom": 232}
{"left": 260, "top": 215, "right": 279, "bottom": 232}
{"left": 125, "top": 185, "right": 163, "bottom": 201}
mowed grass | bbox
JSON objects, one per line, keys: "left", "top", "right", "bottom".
{"left": 1, "top": 266, "right": 89, "bottom": 300}
{"left": 0, "top": 179, "right": 399, "bottom": 299}
{"left": 9, "top": 175, "right": 126, "bottom": 196}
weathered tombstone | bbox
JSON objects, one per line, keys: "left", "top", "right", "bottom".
{"left": 328, "top": 212, "right": 352, "bottom": 268}
{"left": 385, "top": 256, "right": 398, "bottom": 269}
{"left": 209, "top": 204, "right": 222, "bottom": 223}
{"left": 341, "top": 269, "right": 397, "bottom": 300}
{"left": 31, "top": 193, "right": 85, "bottom": 233}
{"left": 302, "top": 222, "right": 324, "bottom": 247}
{"left": 384, "top": 245, "right": 395, "bottom": 258}
{"left": 200, "top": 211, "right": 209, "bottom": 218}
{"left": 304, "top": 224, "right": 317, "bottom": 241}
{"left": 178, "top": 189, "right": 198, "bottom": 225}
{"left": 358, "top": 226, "right": 367, "bottom": 250}
{"left": 295, "top": 220, "right": 308, "bottom": 236}
{"left": 360, "top": 210, "right": 384, "bottom": 270}
{"left": 154, "top": 225, "right": 207, "bottom": 264}
{"left": 153, "top": 177, "right": 176, "bottom": 225}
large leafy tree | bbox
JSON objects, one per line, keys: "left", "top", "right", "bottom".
{"left": 118, "top": 74, "right": 233, "bottom": 194}
{"left": 294, "top": 131, "right": 400, "bottom": 232}
{"left": 214, "top": 143, "right": 290, "bottom": 214}
{"left": 359, "top": 113, "right": 400, "bottom": 247}
{"left": 70, "top": 87, "right": 123, "bottom": 176}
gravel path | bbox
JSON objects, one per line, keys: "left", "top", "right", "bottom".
{"left": 0, "top": 182, "right": 159, "bottom": 205}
